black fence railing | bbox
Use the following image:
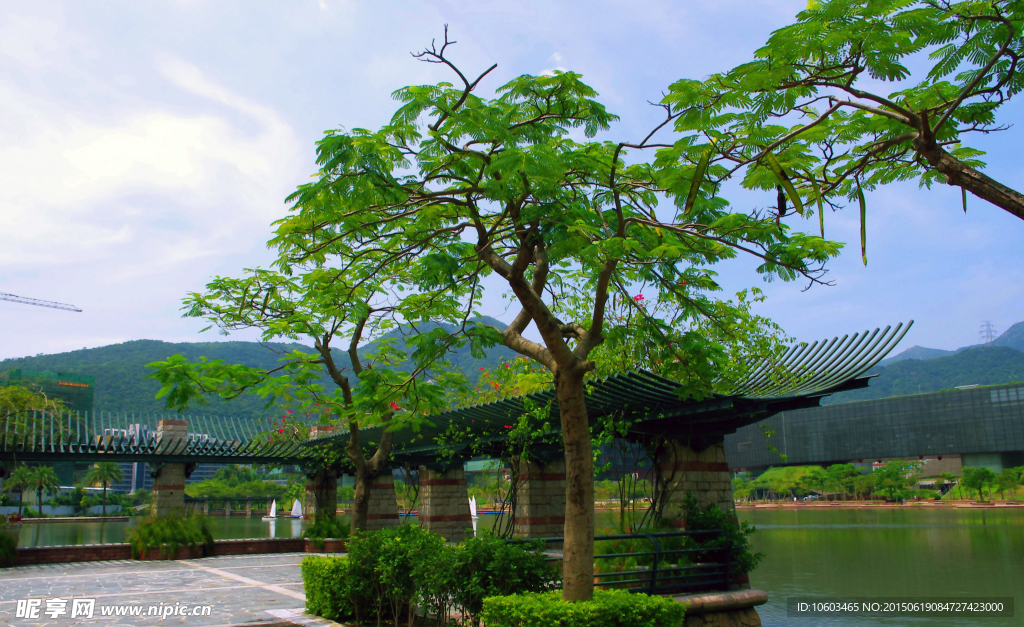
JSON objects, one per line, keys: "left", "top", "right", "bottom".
{"left": 509, "top": 530, "right": 734, "bottom": 596}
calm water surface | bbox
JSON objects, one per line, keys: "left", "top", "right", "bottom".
{"left": 740, "top": 507, "right": 1023, "bottom": 627}
{"left": 16, "top": 516, "right": 309, "bottom": 547}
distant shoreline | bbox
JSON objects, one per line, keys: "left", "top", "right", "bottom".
{"left": 736, "top": 500, "right": 1023, "bottom": 509}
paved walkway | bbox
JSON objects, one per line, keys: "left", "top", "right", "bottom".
{"left": 0, "top": 554, "right": 342, "bottom": 627}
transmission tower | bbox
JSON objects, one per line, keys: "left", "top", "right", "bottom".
{"left": 979, "top": 320, "right": 998, "bottom": 344}
{"left": 0, "top": 292, "right": 82, "bottom": 312}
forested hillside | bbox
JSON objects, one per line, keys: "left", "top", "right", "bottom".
{"left": 827, "top": 345, "right": 1024, "bottom": 404}
{"left": 0, "top": 317, "right": 515, "bottom": 417}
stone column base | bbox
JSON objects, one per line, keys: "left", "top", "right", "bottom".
{"left": 419, "top": 467, "right": 472, "bottom": 543}
{"left": 674, "top": 589, "right": 767, "bottom": 627}
{"left": 365, "top": 473, "right": 401, "bottom": 531}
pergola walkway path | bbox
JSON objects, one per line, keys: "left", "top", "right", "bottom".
{"left": 0, "top": 553, "right": 339, "bottom": 627}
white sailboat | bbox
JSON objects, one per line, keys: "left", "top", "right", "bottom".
{"left": 262, "top": 500, "right": 277, "bottom": 521}
{"left": 469, "top": 496, "right": 479, "bottom": 536}
{"left": 290, "top": 499, "right": 303, "bottom": 519}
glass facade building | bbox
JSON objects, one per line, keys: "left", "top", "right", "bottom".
{"left": 725, "top": 383, "right": 1024, "bottom": 470}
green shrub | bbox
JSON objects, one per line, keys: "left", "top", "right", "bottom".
{"left": 301, "top": 527, "right": 560, "bottom": 626}
{"left": 300, "top": 555, "right": 355, "bottom": 621}
{"left": 677, "top": 493, "right": 763, "bottom": 574}
{"left": 126, "top": 515, "right": 214, "bottom": 559}
{"left": 345, "top": 523, "right": 446, "bottom": 626}
{"left": 301, "top": 515, "right": 351, "bottom": 548}
{"left": 480, "top": 589, "right": 686, "bottom": 627}
{"left": 448, "top": 533, "right": 559, "bottom": 626}
{"left": 0, "top": 528, "right": 17, "bottom": 568}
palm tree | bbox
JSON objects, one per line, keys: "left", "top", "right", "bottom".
{"left": 83, "top": 463, "right": 125, "bottom": 515}
{"left": 27, "top": 466, "right": 60, "bottom": 517}
{"left": 2, "top": 465, "right": 33, "bottom": 516}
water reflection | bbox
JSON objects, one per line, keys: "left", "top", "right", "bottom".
{"left": 741, "top": 508, "right": 1024, "bottom": 627}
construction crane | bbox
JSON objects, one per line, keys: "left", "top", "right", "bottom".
{"left": 0, "top": 292, "right": 82, "bottom": 312}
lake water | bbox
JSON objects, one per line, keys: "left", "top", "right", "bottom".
{"left": 741, "top": 507, "right": 1023, "bottom": 627}
{"left": 13, "top": 508, "right": 1023, "bottom": 626}
{"left": 15, "top": 516, "right": 309, "bottom": 547}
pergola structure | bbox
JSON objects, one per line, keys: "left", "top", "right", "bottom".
{"left": 1, "top": 323, "right": 911, "bottom": 539}
{"left": 305, "top": 322, "right": 913, "bottom": 466}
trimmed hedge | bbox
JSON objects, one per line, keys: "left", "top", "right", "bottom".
{"left": 300, "top": 555, "right": 354, "bottom": 621}
{"left": 479, "top": 589, "right": 687, "bottom": 627}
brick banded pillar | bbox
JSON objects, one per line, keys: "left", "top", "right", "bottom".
{"left": 151, "top": 419, "right": 188, "bottom": 517}
{"left": 303, "top": 426, "right": 339, "bottom": 520}
{"left": 304, "top": 468, "right": 338, "bottom": 520}
{"left": 513, "top": 458, "right": 566, "bottom": 539}
{"left": 657, "top": 439, "right": 736, "bottom": 524}
{"left": 418, "top": 467, "right": 473, "bottom": 543}
{"left": 365, "top": 472, "right": 401, "bottom": 531}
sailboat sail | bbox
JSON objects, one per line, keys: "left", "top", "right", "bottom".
{"left": 262, "top": 499, "right": 277, "bottom": 521}
{"left": 291, "top": 499, "right": 303, "bottom": 518}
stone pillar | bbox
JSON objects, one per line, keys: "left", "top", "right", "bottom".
{"left": 657, "top": 439, "right": 736, "bottom": 523}
{"left": 418, "top": 466, "right": 473, "bottom": 543}
{"left": 224, "top": 499, "right": 231, "bottom": 517}
{"left": 657, "top": 438, "right": 748, "bottom": 591}
{"left": 304, "top": 426, "right": 340, "bottom": 520}
{"left": 203, "top": 496, "right": 210, "bottom": 515}
{"left": 304, "top": 468, "right": 339, "bottom": 520}
{"left": 151, "top": 420, "right": 188, "bottom": 518}
{"left": 365, "top": 472, "right": 401, "bottom": 531}
{"left": 513, "top": 458, "right": 566, "bottom": 539}
{"left": 246, "top": 498, "right": 252, "bottom": 517}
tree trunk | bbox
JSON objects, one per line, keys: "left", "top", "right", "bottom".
{"left": 916, "top": 140, "right": 1024, "bottom": 221}
{"left": 556, "top": 369, "right": 595, "bottom": 602}
{"left": 102, "top": 481, "right": 107, "bottom": 516}
{"left": 350, "top": 464, "right": 378, "bottom": 533}
{"left": 38, "top": 488, "right": 44, "bottom": 516}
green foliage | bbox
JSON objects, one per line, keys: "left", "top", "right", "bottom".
{"left": 873, "top": 460, "right": 924, "bottom": 500}
{"left": 302, "top": 527, "right": 558, "bottom": 626}
{"left": 1, "top": 465, "right": 32, "bottom": 516}
{"left": 664, "top": 0, "right": 1024, "bottom": 226}
{"left": 302, "top": 515, "right": 351, "bottom": 547}
{"left": 185, "top": 464, "right": 286, "bottom": 498}
{"left": 83, "top": 462, "right": 125, "bottom": 515}
{"left": 678, "top": 493, "right": 763, "bottom": 575}
{"left": 344, "top": 523, "right": 447, "bottom": 626}
{"left": 479, "top": 589, "right": 686, "bottom": 627}
{"left": 961, "top": 466, "right": 998, "bottom": 502}
{"left": 448, "top": 533, "right": 558, "bottom": 626}
{"left": 27, "top": 466, "right": 59, "bottom": 517}
{"left": 0, "top": 527, "right": 17, "bottom": 568}
{"left": 301, "top": 555, "right": 356, "bottom": 621}
{"left": 125, "top": 515, "right": 214, "bottom": 559}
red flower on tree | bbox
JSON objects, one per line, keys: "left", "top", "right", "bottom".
{"left": 278, "top": 428, "right": 285, "bottom": 434}
{"left": 389, "top": 402, "right": 400, "bottom": 411}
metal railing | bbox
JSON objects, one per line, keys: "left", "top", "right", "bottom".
{"left": 509, "top": 530, "right": 735, "bottom": 596}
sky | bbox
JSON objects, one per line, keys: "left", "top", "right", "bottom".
{"left": 1, "top": 0, "right": 1022, "bottom": 361}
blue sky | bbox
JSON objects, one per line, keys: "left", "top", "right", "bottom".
{"left": 1, "top": 0, "right": 1022, "bottom": 361}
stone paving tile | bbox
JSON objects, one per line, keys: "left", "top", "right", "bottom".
{"left": 0, "top": 553, "right": 343, "bottom": 627}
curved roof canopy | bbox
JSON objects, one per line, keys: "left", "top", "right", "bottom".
{"left": 307, "top": 322, "right": 912, "bottom": 469}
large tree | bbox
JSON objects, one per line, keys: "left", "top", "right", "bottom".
{"left": 260, "top": 32, "right": 837, "bottom": 600}
{"left": 149, "top": 272, "right": 468, "bottom": 533}
{"left": 664, "top": 0, "right": 1024, "bottom": 251}
{"left": 83, "top": 462, "right": 125, "bottom": 516}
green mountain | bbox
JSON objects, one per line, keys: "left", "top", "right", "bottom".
{"left": 827, "top": 345, "right": 1024, "bottom": 404}
{"left": 879, "top": 320, "right": 1024, "bottom": 366}
{"left": 0, "top": 317, "right": 516, "bottom": 417}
